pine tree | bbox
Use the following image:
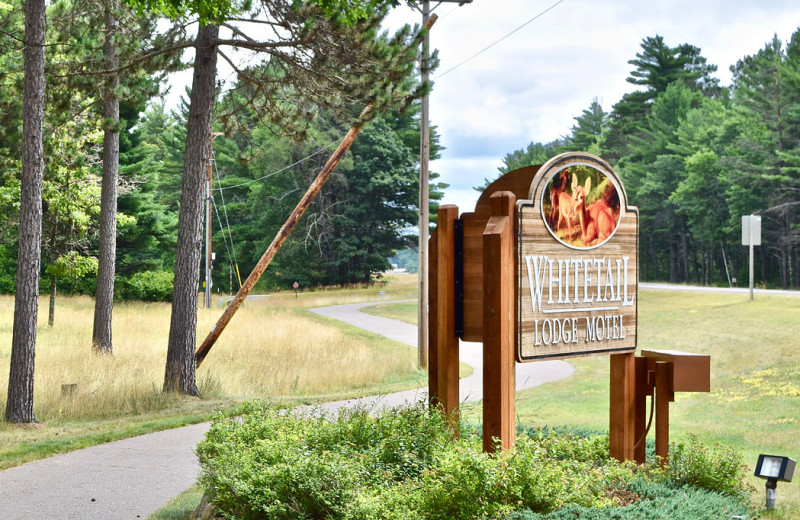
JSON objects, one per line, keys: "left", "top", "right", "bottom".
{"left": 6, "top": 0, "right": 45, "bottom": 424}
{"left": 126, "top": 0, "right": 427, "bottom": 394}
{"left": 566, "top": 98, "right": 607, "bottom": 152}
{"left": 605, "top": 35, "right": 719, "bottom": 162}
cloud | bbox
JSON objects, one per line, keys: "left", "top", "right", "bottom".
{"left": 383, "top": 0, "right": 800, "bottom": 198}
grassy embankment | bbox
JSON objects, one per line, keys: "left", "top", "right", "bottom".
{"left": 365, "top": 289, "right": 800, "bottom": 519}
{"left": 0, "top": 274, "right": 425, "bottom": 470}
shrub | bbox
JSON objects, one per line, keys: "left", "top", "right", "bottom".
{"left": 197, "top": 403, "right": 753, "bottom": 520}
{"left": 196, "top": 402, "right": 453, "bottom": 520}
{"left": 668, "top": 434, "right": 752, "bottom": 501}
{"left": 117, "top": 269, "right": 173, "bottom": 301}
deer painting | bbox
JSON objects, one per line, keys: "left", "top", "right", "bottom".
{"left": 571, "top": 175, "right": 617, "bottom": 246}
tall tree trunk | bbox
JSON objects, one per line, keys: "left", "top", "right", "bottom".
{"left": 164, "top": 23, "right": 218, "bottom": 395}
{"left": 6, "top": 0, "right": 46, "bottom": 424}
{"left": 48, "top": 273, "right": 56, "bottom": 327}
{"left": 681, "top": 231, "right": 690, "bottom": 283}
{"left": 669, "top": 235, "right": 678, "bottom": 283}
{"left": 92, "top": 5, "right": 120, "bottom": 355}
{"left": 46, "top": 212, "right": 58, "bottom": 327}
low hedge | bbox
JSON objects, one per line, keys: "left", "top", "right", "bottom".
{"left": 196, "top": 401, "right": 753, "bottom": 520}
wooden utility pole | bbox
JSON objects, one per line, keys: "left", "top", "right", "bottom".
{"left": 415, "top": 0, "right": 472, "bottom": 369}
{"left": 417, "top": 0, "right": 431, "bottom": 369}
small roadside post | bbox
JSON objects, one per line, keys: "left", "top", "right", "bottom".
{"left": 742, "top": 214, "right": 761, "bottom": 300}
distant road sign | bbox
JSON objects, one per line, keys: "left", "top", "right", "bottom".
{"left": 742, "top": 215, "right": 761, "bottom": 246}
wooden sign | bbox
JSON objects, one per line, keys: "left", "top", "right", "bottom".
{"left": 517, "top": 152, "right": 638, "bottom": 361}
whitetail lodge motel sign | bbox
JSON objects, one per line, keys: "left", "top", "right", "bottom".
{"left": 517, "top": 153, "right": 638, "bottom": 361}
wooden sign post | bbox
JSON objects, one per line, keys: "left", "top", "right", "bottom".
{"left": 428, "top": 152, "right": 640, "bottom": 458}
{"left": 428, "top": 151, "right": 712, "bottom": 464}
{"left": 516, "top": 153, "right": 639, "bottom": 461}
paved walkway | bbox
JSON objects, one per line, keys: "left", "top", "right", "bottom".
{"left": 310, "top": 302, "right": 573, "bottom": 410}
{"left": 0, "top": 424, "right": 209, "bottom": 520}
{"left": 0, "top": 301, "right": 573, "bottom": 520}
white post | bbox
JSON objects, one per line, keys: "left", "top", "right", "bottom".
{"left": 749, "top": 230, "right": 754, "bottom": 301}
{"left": 742, "top": 214, "right": 760, "bottom": 301}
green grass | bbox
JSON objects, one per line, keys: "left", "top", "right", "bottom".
{"left": 361, "top": 300, "right": 418, "bottom": 324}
{"left": 0, "top": 274, "right": 427, "bottom": 470}
{"left": 148, "top": 484, "right": 204, "bottom": 520}
{"left": 366, "top": 289, "right": 800, "bottom": 519}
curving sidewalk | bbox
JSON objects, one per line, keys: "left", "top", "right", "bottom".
{"left": 0, "top": 301, "right": 573, "bottom": 519}
{"left": 310, "top": 302, "right": 574, "bottom": 411}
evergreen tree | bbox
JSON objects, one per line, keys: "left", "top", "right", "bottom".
{"left": 730, "top": 32, "right": 800, "bottom": 287}
{"left": 130, "top": 0, "right": 428, "bottom": 395}
{"left": 6, "top": 0, "right": 46, "bottom": 424}
{"left": 605, "top": 35, "right": 720, "bottom": 162}
{"left": 565, "top": 98, "right": 607, "bottom": 153}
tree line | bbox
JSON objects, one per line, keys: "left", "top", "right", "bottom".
{"left": 492, "top": 32, "right": 800, "bottom": 289}
{"left": 1, "top": 0, "right": 432, "bottom": 422}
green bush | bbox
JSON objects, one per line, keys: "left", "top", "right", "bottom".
{"left": 196, "top": 403, "right": 753, "bottom": 520}
{"left": 668, "top": 434, "right": 752, "bottom": 501}
{"left": 117, "top": 269, "right": 173, "bottom": 301}
{"left": 197, "top": 403, "right": 636, "bottom": 520}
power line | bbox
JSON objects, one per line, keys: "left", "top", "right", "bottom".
{"left": 211, "top": 151, "right": 242, "bottom": 291}
{"left": 435, "top": 0, "right": 566, "bottom": 80}
{"left": 213, "top": 145, "right": 331, "bottom": 191}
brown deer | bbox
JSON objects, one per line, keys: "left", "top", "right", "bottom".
{"left": 572, "top": 176, "right": 616, "bottom": 246}
{"left": 548, "top": 169, "right": 570, "bottom": 223}
{"left": 554, "top": 172, "right": 578, "bottom": 241}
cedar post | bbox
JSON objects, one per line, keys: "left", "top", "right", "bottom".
{"left": 482, "top": 191, "right": 516, "bottom": 452}
{"left": 633, "top": 355, "right": 649, "bottom": 464}
{"left": 655, "top": 361, "right": 674, "bottom": 465}
{"left": 428, "top": 228, "right": 439, "bottom": 407}
{"left": 609, "top": 352, "right": 636, "bottom": 461}
{"left": 436, "top": 205, "right": 460, "bottom": 431}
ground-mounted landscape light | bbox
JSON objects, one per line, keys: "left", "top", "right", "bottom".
{"left": 754, "top": 454, "right": 795, "bottom": 509}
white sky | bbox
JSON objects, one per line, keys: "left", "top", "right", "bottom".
{"left": 167, "top": 1, "right": 800, "bottom": 213}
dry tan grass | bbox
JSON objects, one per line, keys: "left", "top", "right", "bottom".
{"left": 0, "top": 274, "right": 422, "bottom": 423}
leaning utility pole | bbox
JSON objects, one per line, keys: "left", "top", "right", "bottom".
{"left": 416, "top": 0, "right": 472, "bottom": 369}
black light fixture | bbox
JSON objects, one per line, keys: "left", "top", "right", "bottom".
{"left": 754, "top": 455, "right": 795, "bottom": 509}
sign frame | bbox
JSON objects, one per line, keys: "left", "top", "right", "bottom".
{"left": 516, "top": 152, "right": 639, "bottom": 362}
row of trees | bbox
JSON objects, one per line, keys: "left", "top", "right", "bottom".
{"left": 2, "top": 0, "right": 432, "bottom": 421}
{"left": 493, "top": 32, "right": 800, "bottom": 289}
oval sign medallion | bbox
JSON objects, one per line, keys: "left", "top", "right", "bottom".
{"left": 541, "top": 163, "right": 621, "bottom": 250}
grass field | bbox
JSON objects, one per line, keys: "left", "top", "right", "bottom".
{"left": 0, "top": 274, "right": 423, "bottom": 469}
{"left": 367, "top": 289, "right": 800, "bottom": 519}
{"left": 5, "top": 277, "right": 799, "bottom": 518}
